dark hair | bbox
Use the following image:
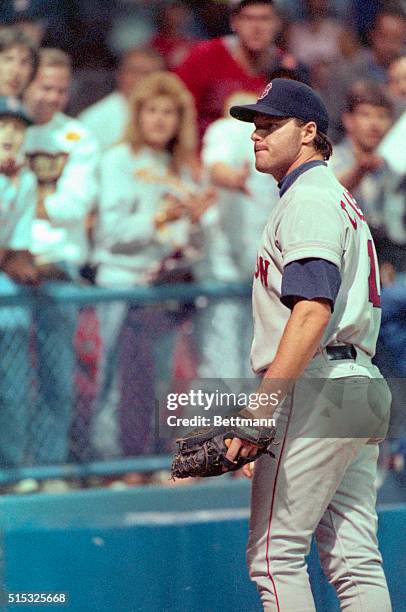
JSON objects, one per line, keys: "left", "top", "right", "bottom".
{"left": 38, "top": 47, "right": 72, "bottom": 72}
{"left": 230, "top": 0, "right": 274, "bottom": 16}
{"left": 0, "top": 27, "right": 38, "bottom": 74}
{"left": 369, "top": 0, "right": 406, "bottom": 32}
{"left": 295, "top": 119, "right": 333, "bottom": 160}
{"left": 118, "top": 46, "right": 165, "bottom": 70}
{"left": 345, "top": 80, "right": 394, "bottom": 115}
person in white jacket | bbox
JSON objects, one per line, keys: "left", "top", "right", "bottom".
{"left": 91, "top": 71, "right": 238, "bottom": 458}
{"left": 22, "top": 48, "right": 99, "bottom": 464}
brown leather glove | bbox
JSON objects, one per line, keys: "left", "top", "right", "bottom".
{"left": 171, "top": 416, "right": 276, "bottom": 479}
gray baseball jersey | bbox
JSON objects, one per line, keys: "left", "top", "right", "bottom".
{"left": 251, "top": 162, "right": 381, "bottom": 375}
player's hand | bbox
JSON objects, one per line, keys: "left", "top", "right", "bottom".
{"left": 225, "top": 438, "right": 259, "bottom": 463}
{"left": 241, "top": 462, "right": 255, "bottom": 479}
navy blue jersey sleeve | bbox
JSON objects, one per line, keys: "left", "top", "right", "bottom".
{"left": 281, "top": 258, "right": 341, "bottom": 310}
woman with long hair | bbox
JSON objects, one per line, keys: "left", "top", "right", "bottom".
{"left": 91, "top": 71, "right": 236, "bottom": 460}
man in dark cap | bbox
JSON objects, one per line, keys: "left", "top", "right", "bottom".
{"left": 225, "top": 78, "right": 392, "bottom": 610}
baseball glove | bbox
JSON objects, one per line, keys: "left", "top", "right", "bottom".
{"left": 171, "top": 418, "right": 276, "bottom": 479}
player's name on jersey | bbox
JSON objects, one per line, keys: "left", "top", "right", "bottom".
{"left": 167, "top": 415, "right": 276, "bottom": 428}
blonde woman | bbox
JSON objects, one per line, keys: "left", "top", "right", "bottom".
{"left": 91, "top": 71, "right": 237, "bottom": 458}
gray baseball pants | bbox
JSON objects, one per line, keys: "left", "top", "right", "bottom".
{"left": 248, "top": 352, "right": 392, "bottom": 611}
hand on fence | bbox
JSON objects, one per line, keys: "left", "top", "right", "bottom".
{"left": 1, "top": 250, "right": 40, "bottom": 286}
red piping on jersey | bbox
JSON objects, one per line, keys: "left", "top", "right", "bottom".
{"left": 265, "top": 391, "right": 294, "bottom": 612}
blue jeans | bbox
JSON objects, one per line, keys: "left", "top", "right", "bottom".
{"left": 91, "top": 303, "right": 183, "bottom": 458}
{"left": 0, "top": 273, "right": 31, "bottom": 467}
{"left": 31, "top": 294, "right": 76, "bottom": 464}
{"left": 0, "top": 267, "right": 78, "bottom": 468}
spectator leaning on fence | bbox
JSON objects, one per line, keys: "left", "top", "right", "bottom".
{"left": 0, "top": 26, "right": 38, "bottom": 97}
{"left": 0, "top": 96, "right": 38, "bottom": 468}
{"left": 91, "top": 71, "right": 237, "bottom": 459}
{"left": 78, "top": 47, "right": 165, "bottom": 152}
{"left": 22, "top": 47, "right": 99, "bottom": 465}
{"left": 329, "top": 80, "right": 406, "bottom": 270}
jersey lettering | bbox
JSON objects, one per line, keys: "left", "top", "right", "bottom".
{"left": 340, "top": 200, "right": 357, "bottom": 229}
{"left": 255, "top": 255, "right": 270, "bottom": 288}
{"left": 343, "top": 191, "right": 366, "bottom": 221}
{"left": 340, "top": 191, "right": 366, "bottom": 230}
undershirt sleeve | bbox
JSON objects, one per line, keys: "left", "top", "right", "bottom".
{"left": 281, "top": 258, "right": 341, "bottom": 310}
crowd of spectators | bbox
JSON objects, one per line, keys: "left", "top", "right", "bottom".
{"left": 1, "top": 0, "right": 406, "bottom": 490}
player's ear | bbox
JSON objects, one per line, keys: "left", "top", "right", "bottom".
{"left": 301, "top": 121, "right": 317, "bottom": 145}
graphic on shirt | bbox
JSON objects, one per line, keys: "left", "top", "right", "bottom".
{"left": 65, "top": 131, "right": 81, "bottom": 142}
{"left": 26, "top": 151, "right": 69, "bottom": 186}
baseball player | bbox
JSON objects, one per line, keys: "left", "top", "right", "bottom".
{"left": 222, "top": 79, "right": 392, "bottom": 611}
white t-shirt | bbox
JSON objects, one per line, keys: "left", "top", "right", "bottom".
{"left": 251, "top": 163, "right": 382, "bottom": 377}
{"left": 202, "top": 118, "right": 279, "bottom": 278}
{"left": 23, "top": 112, "right": 99, "bottom": 265}
{"left": 93, "top": 144, "right": 238, "bottom": 287}
{"left": 379, "top": 110, "right": 406, "bottom": 176}
{"left": 0, "top": 168, "right": 36, "bottom": 249}
{"left": 79, "top": 91, "right": 129, "bottom": 152}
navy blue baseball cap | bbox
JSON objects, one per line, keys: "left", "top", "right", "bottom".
{"left": 0, "top": 96, "right": 33, "bottom": 126}
{"left": 230, "top": 78, "right": 329, "bottom": 134}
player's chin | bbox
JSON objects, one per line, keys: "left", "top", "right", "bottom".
{"left": 254, "top": 157, "right": 271, "bottom": 174}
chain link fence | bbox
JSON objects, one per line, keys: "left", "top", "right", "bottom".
{"left": 0, "top": 281, "right": 253, "bottom": 483}
{"left": 0, "top": 280, "right": 405, "bottom": 485}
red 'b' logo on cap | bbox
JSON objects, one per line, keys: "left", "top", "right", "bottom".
{"left": 258, "top": 82, "right": 272, "bottom": 100}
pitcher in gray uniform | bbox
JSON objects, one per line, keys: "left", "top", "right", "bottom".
{"left": 226, "top": 79, "right": 392, "bottom": 611}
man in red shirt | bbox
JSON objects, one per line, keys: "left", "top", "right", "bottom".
{"left": 176, "top": 0, "right": 303, "bottom": 138}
